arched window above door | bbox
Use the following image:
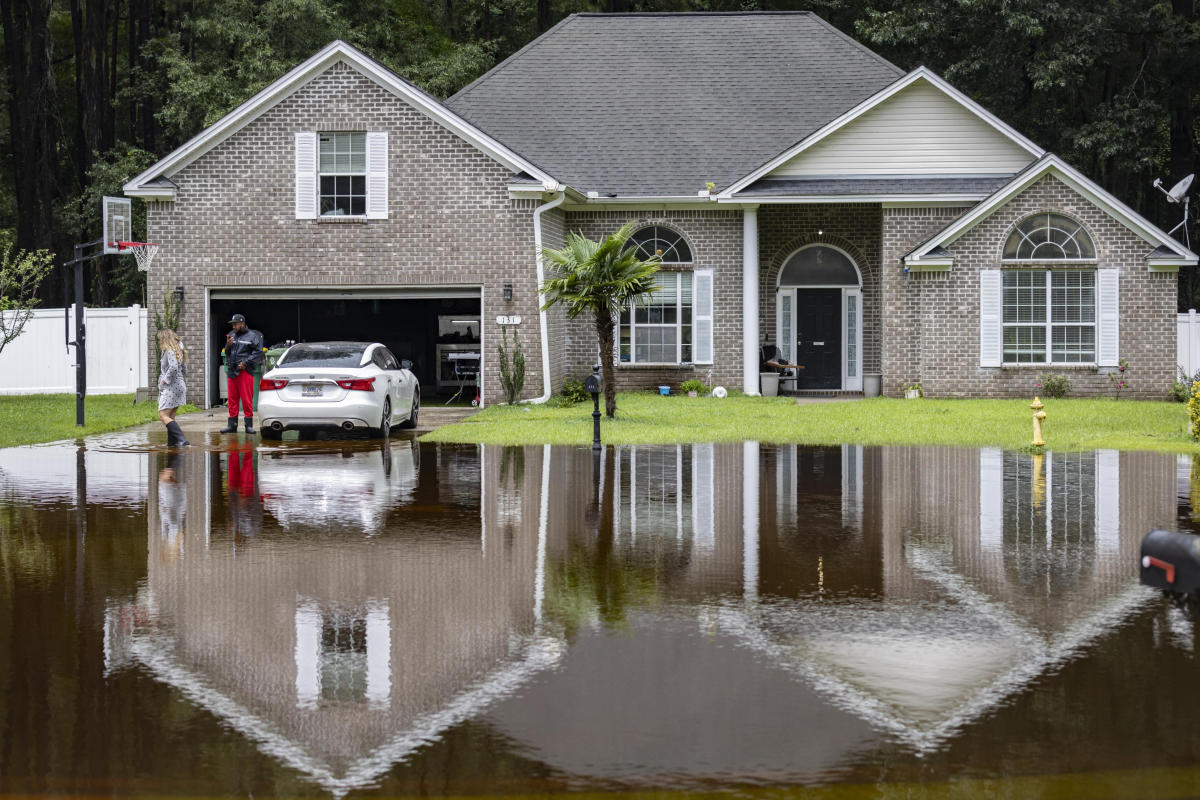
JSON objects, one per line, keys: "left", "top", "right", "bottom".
{"left": 778, "top": 245, "right": 860, "bottom": 286}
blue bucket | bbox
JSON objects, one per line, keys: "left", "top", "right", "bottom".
{"left": 658, "top": 385, "right": 670, "bottom": 396}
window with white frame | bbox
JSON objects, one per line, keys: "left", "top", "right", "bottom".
{"left": 1002, "top": 269, "right": 1095, "bottom": 363}
{"left": 620, "top": 226, "right": 696, "bottom": 364}
{"left": 621, "top": 271, "right": 693, "bottom": 363}
{"left": 1003, "top": 213, "right": 1096, "bottom": 260}
{"left": 319, "top": 132, "right": 366, "bottom": 216}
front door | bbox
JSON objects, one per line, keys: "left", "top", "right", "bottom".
{"left": 795, "top": 289, "right": 841, "bottom": 389}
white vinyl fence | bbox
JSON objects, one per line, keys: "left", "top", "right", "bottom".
{"left": 0, "top": 306, "right": 148, "bottom": 395}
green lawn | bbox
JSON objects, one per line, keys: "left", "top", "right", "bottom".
{"left": 422, "top": 392, "right": 1199, "bottom": 453}
{"left": 0, "top": 394, "right": 200, "bottom": 449}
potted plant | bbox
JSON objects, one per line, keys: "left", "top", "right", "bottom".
{"left": 903, "top": 381, "right": 923, "bottom": 399}
{"left": 680, "top": 378, "right": 706, "bottom": 397}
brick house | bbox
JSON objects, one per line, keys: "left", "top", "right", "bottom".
{"left": 123, "top": 13, "right": 1197, "bottom": 406}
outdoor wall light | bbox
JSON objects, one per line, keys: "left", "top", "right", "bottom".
{"left": 173, "top": 286, "right": 184, "bottom": 305}
{"left": 503, "top": 284, "right": 513, "bottom": 301}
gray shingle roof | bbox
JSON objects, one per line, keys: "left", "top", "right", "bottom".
{"left": 447, "top": 12, "right": 903, "bottom": 197}
{"left": 737, "top": 175, "right": 1015, "bottom": 198}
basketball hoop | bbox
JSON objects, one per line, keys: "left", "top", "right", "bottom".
{"left": 115, "top": 240, "right": 160, "bottom": 272}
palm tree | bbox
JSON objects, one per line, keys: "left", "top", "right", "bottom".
{"left": 541, "top": 221, "right": 661, "bottom": 417}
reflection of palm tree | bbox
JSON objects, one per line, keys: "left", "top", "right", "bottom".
{"left": 544, "top": 449, "right": 662, "bottom": 639}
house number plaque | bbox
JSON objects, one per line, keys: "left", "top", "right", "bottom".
{"left": 496, "top": 315, "right": 522, "bottom": 326}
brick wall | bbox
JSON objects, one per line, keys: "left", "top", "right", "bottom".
{"left": 562, "top": 209, "right": 746, "bottom": 393}
{"left": 881, "top": 175, "right": 1176, "bottom": 398}
{"left": 146, "top": 62, "right": 551, "bottom": 407}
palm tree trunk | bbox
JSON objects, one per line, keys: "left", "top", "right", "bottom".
{"left": 595, "top": 312, "right": 617, "bottom": 417}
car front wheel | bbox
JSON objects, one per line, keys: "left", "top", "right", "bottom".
{"left": 375, "top": 398, "right": 392, "bottom": 439}
{"left": 399, "top": 390, "right": 420, "bottom": 429}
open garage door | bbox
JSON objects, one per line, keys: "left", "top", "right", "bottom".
{"left": 206, "top": 287, "right": 482, "bottom": 409}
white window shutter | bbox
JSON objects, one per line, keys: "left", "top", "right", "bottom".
{"left": 1097, "top": 269, "right": 1120, "bottom": 366}
{"left": 979, "top": 448, "right": 1004, "bottom": 551}
{"left": 294, "top": 132, "right": 317, "bottom": 219}
{"left": 979, "top": 270, "right": 1002, "bottom": 367}
{"left": 694, "top": 270, "right": 714, "bottom": 364}
{"left": 365, "top": 131, "right": 389, "bottom": 219}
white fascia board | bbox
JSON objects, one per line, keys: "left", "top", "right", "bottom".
{"left": 124, "top": 186, "right": 177, "bottom": 200}
{"left": 904, "top": 154, "right": 1199, "bottom": 265}
{"left": 716, "top": 193, "right": 988, "bottom": 205}
{"left": 124, "top": 40, "right": 558, "bottom": 196}
{"left": 720, "top": 66, "right": 1046, "bottom": 199}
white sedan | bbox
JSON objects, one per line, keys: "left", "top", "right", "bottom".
{"left": 256, "top": 341, "right": 419, "bottom": 439}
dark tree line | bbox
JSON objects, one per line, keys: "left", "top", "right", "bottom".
{"left": 2, "top": 0, "right": 1198, "bottom": 307}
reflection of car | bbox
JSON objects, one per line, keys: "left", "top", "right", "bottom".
{"left": 258, "top": 440, "right": 420, "bottom": 534}
{"left": 257, "top": 341, "right": 419, "bottom": 440}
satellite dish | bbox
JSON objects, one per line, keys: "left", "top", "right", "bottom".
{"left": 1169, "top": 174, "right": 1194, "bottom": 202}
{"left": 1154, "top": 173, "right": 1195, "bottom": 248}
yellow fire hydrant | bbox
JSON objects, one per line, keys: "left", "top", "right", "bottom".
{"left": 1031, "top": 396, "right": 1046, "bottom": 447}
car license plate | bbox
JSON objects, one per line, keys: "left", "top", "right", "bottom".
{"left": 302, "top": 384, "right": 322, "bottom": 397}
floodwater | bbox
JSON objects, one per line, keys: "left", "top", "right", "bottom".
{"left": 1, "top": 433, "right": 1199, "bottom": 799}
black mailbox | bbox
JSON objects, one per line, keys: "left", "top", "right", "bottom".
{"left": 1140, "top": 529, "right": 1200, "bottom": 595}
{"left": 585, "top": 367, "right": 601, "bottom": 395}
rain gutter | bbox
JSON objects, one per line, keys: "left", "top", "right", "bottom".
{"left": 530, "top": 191, "right": 566, "bottom": 403}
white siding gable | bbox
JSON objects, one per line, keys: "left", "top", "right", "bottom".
{"left": 769, "top": 80, "right": 1036, "bottom": 178}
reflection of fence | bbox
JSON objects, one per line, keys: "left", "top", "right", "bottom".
{"left": 0, "top": 306, "right": 148, "bottom": 394}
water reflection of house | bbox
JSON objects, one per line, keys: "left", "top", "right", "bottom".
{"left": 108, "top": 442, "right": 560, "bottom": 797}
{"left": 105, "top": 441, "right": 1183, "bottom": 789}
{"left": 494, "top": 443, "right": 1179, "bottom": 775}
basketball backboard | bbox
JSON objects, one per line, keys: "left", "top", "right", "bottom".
{"left": 102, "top": 196, "right": 131, "bottom": 254}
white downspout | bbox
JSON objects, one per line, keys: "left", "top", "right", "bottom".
{"left": 531, "top": 191, "right": 566, "bottom": 403}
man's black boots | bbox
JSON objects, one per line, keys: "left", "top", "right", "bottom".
{"left": 165, "top": 421, "right": 190, "bottom": 446}
{"left": 220, "top": 417, "right": 239, "bottom": 433}
{"left": 243, "top": 417, "right": 255, "bottom": 435}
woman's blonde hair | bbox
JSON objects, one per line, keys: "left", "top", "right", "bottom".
{"left": 157, "top": 329, "right": 187, "bottom": 364}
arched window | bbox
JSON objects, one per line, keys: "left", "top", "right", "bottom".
{"left": 777, "top": 245, "right": 860, "bottom": 286}
{"left": 627, "top": 226, "right": 693, "bottom": 263}
{"left": 1003, "top": 213, "right": 1096, "bottom": 260}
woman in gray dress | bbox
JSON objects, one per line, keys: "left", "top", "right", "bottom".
{"left": 157, "top": 329, "right": 190, "bottom": 446}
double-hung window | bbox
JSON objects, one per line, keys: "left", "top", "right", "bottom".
{"left": 621, "top": 272, "right": 693, "bottom": 363}
{"left": 1002, "top": 270, "right": 1095, "bottom": 363}
{"left": 295, "top": 131, "right": 388, "bottom": 220}
{"left": 619, "top": 226, "right": 703, "bottom": 365}
{"left": 999, "top": 213, "right": 1098, "bottom": 365}
{"left": 319, "top": 132, "right": 366, "bottom": 217}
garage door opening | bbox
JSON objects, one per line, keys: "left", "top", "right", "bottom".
{"left": 208, "top": 291, "right": 481, "bottom": 408}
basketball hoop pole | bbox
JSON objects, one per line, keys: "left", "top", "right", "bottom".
{"left": 63, "top": 238, "right": 108, "bottom": 427}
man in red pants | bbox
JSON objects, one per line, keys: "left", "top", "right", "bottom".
{"left": 221, "top": 313, "right": 264, "bottom": 434}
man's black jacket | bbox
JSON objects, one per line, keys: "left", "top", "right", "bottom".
{"left": 225, "top": 329, "right": 264, "bottom": 377}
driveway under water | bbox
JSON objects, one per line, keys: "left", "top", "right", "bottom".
{"left": 1, "top": 430, "right": 1199, "bottom": 798}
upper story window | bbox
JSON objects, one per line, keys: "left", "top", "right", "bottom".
{"left": 628, "top": 226, "right": 693, "bottom": 263}
{"left": 1003, "top": 213, "right": 1096, "bottom": 261}
{"left": 319, "top": 132, "right": 366, "bottom": 216}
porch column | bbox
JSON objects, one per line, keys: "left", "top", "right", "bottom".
{"left": 742, "top": 205, "right": 760, "bottom": 395}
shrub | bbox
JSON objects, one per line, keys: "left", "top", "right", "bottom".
{"left": 544, "top": 394, "right": 575, "bottom": 408}
{"left": 497, "top": 327, "right": 525, "bottom": 404}
{"left": 1173, "top": 366, "right": 1200, "bottom": 402}
{"left": 1190, "top": 382, "right": 1200, "bottom": 441}
{"left": 1037, "top": 373, "right": 1071, "bottom": 398}
{"left": 559, "top": 379, "right": 589, "bottom": 404}
{"left": 680, "top": 379, "right": 707, "bottom": 395}
{"left": 1108, "top": 357, "right": 1129, "bottom": 399}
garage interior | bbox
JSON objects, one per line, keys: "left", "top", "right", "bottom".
{"left": 208, "top": 290, "right": 482, "bottom": 408}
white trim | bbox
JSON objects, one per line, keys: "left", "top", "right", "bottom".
{"left": 721, "top": 67, "right": 1045, "bottom": 197}
{"left": 845, "top": 288, "right": 862, "bottom": 391}
{"left": 719, "top": 193, "right": 990, "bottom": 205}
{"left": 742, "top": 208, "right": 759, "bottom": 394}
{"left": 904, "top": 154, "right": 1199, "bottom": 266}
{"left": 124, "top": 40, "right": 559, "bottom": 197}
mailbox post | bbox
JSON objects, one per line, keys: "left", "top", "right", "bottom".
{"left": 585, "top": 364, "right": 602, "bottom": 451}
